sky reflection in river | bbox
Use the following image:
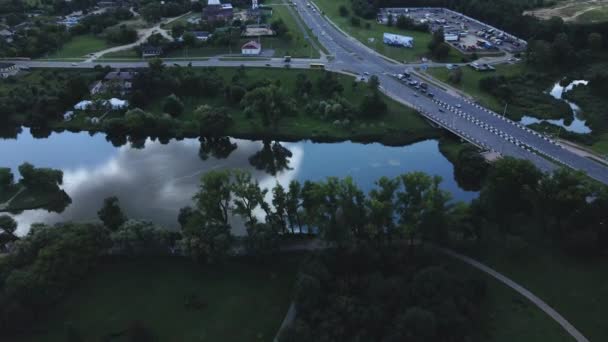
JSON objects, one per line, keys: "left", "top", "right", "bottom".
{"left": 2, "top": 129, "right": 476, "bottom": 235}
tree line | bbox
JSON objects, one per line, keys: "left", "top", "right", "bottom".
{"left": 2, "top": 155, "right": 608, "bottom": 337}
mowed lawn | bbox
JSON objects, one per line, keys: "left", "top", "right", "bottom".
{"left": 441, "top": 253, "right": 573, "bottom": 342}
{"left": 576, "top": 6, "right": 608, "bottom": 23}
{"left": 46, "top": 35, "right": 112, "bottom": 59}
{"left": 313, "top": 0, "right": 463, "bottom": 63}
{"left": 469, "top": 241, "right": 608, "bottom": 342}
{"left": 17, "top": 256, "right": 301, "bottom": 342}
{"left": 426, "top": 63, "right": 526, "bottom": 112}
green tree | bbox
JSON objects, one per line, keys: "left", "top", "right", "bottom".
{"left": 448, "top": 67, "right": 462, "bottom": 84}
{"left": 18, "top": 163, "right": 63, "bottom": 191}
{"left": 271, "top": 183, "right": 289, "bottom": 234}
{"left": 241, "top": 85, "right": 295, "bottom": 127}
{"left": 194, "top": 170, "right": 232, "bottom": 224}
{"left": 97, "top": 196, "right": 127, "bottom": 231}
{"left": 338, "top": 5, "right": 349, "bottom": 17}
{"left": 180, "top": 210, "right": 233, "bottom": 263}
{"left": 286, "top": 181, "right": 303, "bottom": 233}
{"left": 230, "top": 170, "right": 269, "bottom": 226}
{"left": 195, "top": 105, "right": 233, "bottom": 134}
{"left": 480, "top": 157, "right": 542, "bottom": 232}
{"left": 0, "top": 168, "right": 14, "bottom": 191}
{"left": 367, "top": 176, "right": 399, "bottom": 244}
{"left": 163, "top": 94, "right": 184, "bottom": 117}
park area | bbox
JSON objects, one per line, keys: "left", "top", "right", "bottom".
{"left": 312, "top": 0, "right": 463, "bottom": 63}
{"left": 44, "top": 35, "right": 113, "bottom": 60}
{"left": 16, "top": 256, "right": 300, "bottom": 342}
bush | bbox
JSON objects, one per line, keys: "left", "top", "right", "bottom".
{"left": 350, "top": 16, "right": 361, "bottom": 27}
{"left": 338, "top": 5, "right": 349, "bottom": 17}
{"left": 163, "top": 94, "right": 184, "bottom": 117}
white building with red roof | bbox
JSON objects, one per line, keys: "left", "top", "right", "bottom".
{"left": 241, "top": 40, "right": 261, "bottom": 55}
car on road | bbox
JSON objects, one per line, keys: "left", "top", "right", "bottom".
{"left": 265, "top": 63, "right": 271, "bottom": 67}
{"left": 71, "top": 63, "right": 78, "bottom": 66}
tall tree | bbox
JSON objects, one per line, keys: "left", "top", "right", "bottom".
{"left": 194, "top": 170, "right": 232, "bottom": 224}
{"left": 97, "top": 196, "right": 127, "bottom": 231}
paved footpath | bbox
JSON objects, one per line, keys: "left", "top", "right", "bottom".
{"left": 439, "top": 247, "right": 589, "bottom": 342}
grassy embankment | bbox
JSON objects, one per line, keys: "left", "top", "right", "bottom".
{"left": 427, "top": 63, "right": 608, "bottom": 154}
{"left": 313, "top": 0, "right": 463, "bottom": 63}
{"left": 15, "top": 256, "right": 301, "bottom": 342}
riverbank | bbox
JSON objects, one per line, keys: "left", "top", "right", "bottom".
{"left": 48, "top": 67, "right": 441, "bottom": 146}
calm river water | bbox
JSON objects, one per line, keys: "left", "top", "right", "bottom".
{"left": 1, "top": 129, "right": 476, "bottom": 235}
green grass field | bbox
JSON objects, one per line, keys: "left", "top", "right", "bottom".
{"left": 468, "top": 240, "right": 608, "bottom": 342}
{"left": 17, "top": 256, "right": 300, "bottom": 342}
{"left": 426, "top": 63, "right": 526, "bottom": 112}
{"left": 144, "top": 67, "right": 439, "bottom": 144}
{"left": 45, "top": 35, "right": 112, "bottom": 59}
{"left": 480, "top": 273, "right": 574, "bottom": 342}
{"left": 576, "top": 6, "right": 608, "bottom": 23}
{"left": 313, "top": 0, "right": 463, "bottom": 63}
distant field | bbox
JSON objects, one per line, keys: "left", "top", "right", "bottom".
{"left": 45, "top": 35, "right": 112, "bottom": 59}
{"left": 525, "top": 0, "right": 608, "bottom": 23}
{"left": 17, "top": 256, "right": 300, "bottom": 342}
{"left": 313, "top": 0, "right": 463, "bottom": 63}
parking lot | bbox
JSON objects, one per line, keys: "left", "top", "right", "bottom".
{"left": 378, "top": 7, "right": 527, "bottom": 54}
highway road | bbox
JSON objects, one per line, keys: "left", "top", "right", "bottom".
{"left": 292, "top": 0, "right": 608, "bottom": 183}
{"left": 10, "top": 2, "right": 608, "bottom": 184}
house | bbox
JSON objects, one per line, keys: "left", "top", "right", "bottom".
{"left": 382, "top": 33, "right": 414, "bottom": 48}
{"left": 141, "top": 46, "right": 163, "bottom": 58}
{"left": 191, "top": 31, "right": 211, "bottom": 41}
{"left": 0, "top": 63, "right": 19, "bottom": 78}
{"left": 202, "top": 0, "right": 234, "bottom": 23}
{"left": 0, "top": 29, "right": 13, "bottom": 43}
{"left": 241, "top": 40, "right": 261, "bottom": 55}
{"left": 91, "top": 70, "right": 137, "bottom": 95}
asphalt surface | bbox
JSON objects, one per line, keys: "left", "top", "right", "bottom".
{"left": 10, "top": 2, "right": 608, "bottom": 184}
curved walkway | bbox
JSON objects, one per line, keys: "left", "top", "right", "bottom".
{"left": 272, "top": 241, "right": 590, "bottom": 342}
{"left": 439, "top": 247, "right": 590, "bottom": 342}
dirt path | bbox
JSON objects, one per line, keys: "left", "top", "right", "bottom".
{"left": 0, "top": 187, "right": 25, "bottom": 211}
{"left": 525, "top": 0, "right": 608, "bottom": 22}
{"left": 85, "top": 12, "right": 190, "bottom": 62}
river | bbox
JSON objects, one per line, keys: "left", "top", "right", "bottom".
{"left": 520, "top": 80, "right": 592, "bottom": 134}
{"left": 1, "top": 129, "right": 476, "bottom": 235}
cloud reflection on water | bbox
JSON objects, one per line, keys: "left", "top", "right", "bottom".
{"left": 13, "top": 138, "right": 302, "bottom": 236}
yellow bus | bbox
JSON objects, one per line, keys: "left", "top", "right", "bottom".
{"left": 309, "top": 63, "right": 325, "bottom": 70}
